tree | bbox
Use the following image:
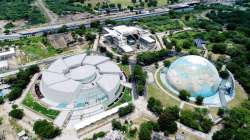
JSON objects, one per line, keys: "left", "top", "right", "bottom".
{"left": 182, "top": 40, "right": 192, "bottom": 49}
{"left": 118, "top": 104, "right": 135, "bottom": 117}
{"left": 90, "top": 20, "right": 100, "bottom": 28}
{"left": 112, "top": 119, "right": 123, "bottom": 130}
{"left": 85, "top": 32, "right": 96, "bottom": 43}
{"left": 117, "top": 3, "right": 122, "bottom": 10}
{"left": 106, "top": 52, "right": 113, "bottom": 59}
{"left": 179, "top": 90, "right": 191, "bottom": 101}
{"left": 212, "top": 128, "right": 234, "bottom": 140}
{"left": 217, "top": 108, "right": 225, "bottom": 117}
{"left": 163, "top": 60, "right": 171, "bottom": 67}
{"left": 212, "top": 44, "right": 227, "bottom": 54}
{"left": 93, "top": 131, "right": 106, "bottom": 140}
{"left": 33, "top": 120, "right": 61, "bottom": 139}
{"left": 158, "top": 106, "right": 179, "bottom": 133}
{"left": 189, "top": 48, "right": 199, "bottom": 55}
{"left": 147, "top": 97, "right": 163, "bottom": 116}
{"left": 58, "top": 25, "right": 68, "bottom": 33}
{"left": 219, "top": 70, "right": 229, "bottom": 79}
{"left": 4, "top": 22, "right": 15, "bottom": 29}
{"left": 139, "top": 122, "right": 153, "bottom": 140}
{"left": 122, "top": 55, "right": 129, "bottom": 64}
{"left": 4, "top": 29, "right": 10, "bottom": 35}
{"left": 175, "top": 45, "right": 182, "bottom": 52}
{"left": 195, "top": 96, "right": 204, "bottom": 105}
{"left": 9, "top": 109, "right": 24, "bottom": 119}
{"left": 0, "top": 96, "right": 4, "bottom": 105}
{"left": 0, "top": 117, "right": 2, "bottom": 125}
{"left": 131, "top": 0, "right": 137, "bottom": 3}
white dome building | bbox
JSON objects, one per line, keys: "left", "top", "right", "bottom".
{"left": 40, "top": 53, "right": 123, "bottom": 109}
{"left": 166, "top": 55, "right": 220, "bottom": 97}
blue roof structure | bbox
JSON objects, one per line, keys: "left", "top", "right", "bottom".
{"left": 194, "top": 38, "right": 206, "bottom": 48}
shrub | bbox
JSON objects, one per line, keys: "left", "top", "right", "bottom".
{"left": 219, "top": 70, "right": 229, "bottom": 79}
{"left": 217, "top": 108, "right": 225, "bottom": 117}
{"left": 122, "top": 55, "right": 129, "bottom": 65}
{"left": 163, "top": 60, "right": 171, "bottom": 67}
{"left": 147, "top": 97, "right": 163, "bottom": 116}
{"left": 93, "top": 131, "right": 106, "bottom": 140}
{"left": 33, "top": 120, "right": 61, "bottom": 139}
{"left": 8, "top": 65, "right": 40, "bottom": 101}
{"left": 9, "top": 109, "right": 24, "bottom": 119}
{"left": 0, "top": 96, "right": 4, "bottom": 104}
{"left": 139, "top": 122, "right": 153, "bottom": 140}
{"left": 118, "top": 104, "right": 135, "bottom": 117}
{"left": 182, "top": 40, "right": 192, "bottom": 49}
{"left": 195, "top": 96, "right": 204, "bottom": 105}
{"left": 179, "top": 90, "right": 191, "bottom": 101}
{"left": 111, "top": 120, "right": 123, "bottom": 131}
{"left": 212, "top": 44, "right": 227, "bottom": 54}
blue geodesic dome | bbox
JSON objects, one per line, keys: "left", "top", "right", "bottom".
{"left": 166, "top": 55, "right": 221, "bottom": 97}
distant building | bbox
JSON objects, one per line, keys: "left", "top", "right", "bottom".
{"left": 140, "top": 35, "right": 156, "bottom": 49}
{"left": 0, "top": 60, "right": 8, "bottom": 71}
{"left": 0, "top": 34, "right": 21, "bottom": 41}
{"left": 99, "top": 130, "right": 123, "bottom": 140}
{"left": 0, "top": 47, "right": 15, "bottom": 60}
{"left": 47, "top": 33, "right": 75, "bottom": 49}
{"left": 103, "top": 25, "right": 155, "bottom": 53}
{"left": 193, "top": 38, "right": 206, "bottom": 49}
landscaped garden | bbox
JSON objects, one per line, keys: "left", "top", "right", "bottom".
{"left": 109, "top": 87, "right": 132, "bottom": 108}
{"left": 119, "top": 64, "right": 130, "bottom": 78}
{"left": 22, "top": 92, "right": 60, "bottom": 120}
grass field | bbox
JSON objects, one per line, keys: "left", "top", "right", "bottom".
{"left": 22, "top": 92, "right": 60, "bottom": 120}
{"left": 147, "top": 83, "right": 180, "bottom": 107}
{"left": 16, "top": 36, "right": 61, "bottom": 63}
{"left": 228, "top": 82, "right": 248, "bottom": 108}
{"left": 119, "top": 64, "right": 130, "bottom": 77}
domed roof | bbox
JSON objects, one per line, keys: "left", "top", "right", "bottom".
{"left": 166, "top": 55, "right": 220, "bottom": 97}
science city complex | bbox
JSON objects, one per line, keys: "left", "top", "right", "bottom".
{"left": 39, "top": 53, "right": 124, "bottom": 110}
{"left": 160, "top": 55, "right": 235, "bottom": 106}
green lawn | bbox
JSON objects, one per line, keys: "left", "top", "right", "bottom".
{"left": 228, "top": 82, "right": 248, "bottom": 108}
{"left": 119, "top": 64, "right": 131, "bottom": 78}
{"left": 15, "top": 36, "right": 62, "bottom": 63}
{"left": 147, "top": 83, "right": 180, "bottom": 107}
{"left": 22, "top": 92, "right": 60, "bottom": 120}
{"left": 110, "top": 88, "right": 132, "bottom": 108}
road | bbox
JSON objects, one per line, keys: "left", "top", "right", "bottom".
{"left": 35, "top": 0, "right": 58, "bottom": 25}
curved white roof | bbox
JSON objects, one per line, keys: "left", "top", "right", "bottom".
{"left": 48, "top": 58, "right": 68, "bottom": 73}
{"left": 40, "top": 53, "right": 123, "bottom": 108}
{"left": 82, "top": 56, "right": 109, "bottom": 65}
{"left": 64, "top": 54, "right": 86, "bottom": 68}
{"left": 67, "top": 65, "right": 96, "bottom": 82}
{"left": 97, "top": 74, "right": 120, "bottom": 93}
{"left": 97, "top": 61, "right": 122, "bottom": 74}
{"left": 42, "top": 71, "right": 68, "bottom": 85}
{"left": 49, "top": 79, "right": 80, "bottom": 93}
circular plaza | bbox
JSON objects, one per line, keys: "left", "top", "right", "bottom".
{"left": 39, "top": 53, "right": 124, "bottom": 110}
{"left": 159, "top": 55, "right": 235, "bottom": 106}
